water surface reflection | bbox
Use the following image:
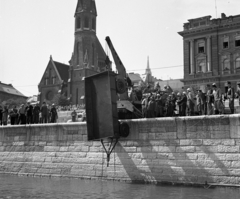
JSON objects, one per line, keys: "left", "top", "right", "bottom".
{"left": 0, "top": 174, "right": 239, "bottom": 199}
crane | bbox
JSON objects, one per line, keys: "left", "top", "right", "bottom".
{"left": 105, "top": 36, "right": 142, "bottom": 119}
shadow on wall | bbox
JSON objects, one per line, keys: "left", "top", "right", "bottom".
{"left": 113, "top": 116, "right": 232, "bottom": 185}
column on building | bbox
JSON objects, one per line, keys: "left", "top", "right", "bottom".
{"left": 190, "top": 39, "right": 195, "bottom": 74}
{"left": 207, "top": 36, "right": 212, "bottom": 72}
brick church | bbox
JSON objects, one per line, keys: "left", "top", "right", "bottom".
{"left": 38, "top": 0, "right": 106, "bottom": 105}
{"left": 178, "top": 13, "right": 240, "bottom": 93}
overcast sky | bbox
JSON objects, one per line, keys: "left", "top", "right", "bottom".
{"left": 0, "top": 0, "right": 239, "bottom": 96}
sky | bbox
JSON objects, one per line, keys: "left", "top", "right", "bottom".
{"left": 0, "top": 0, "right": 240, "bottom": 97}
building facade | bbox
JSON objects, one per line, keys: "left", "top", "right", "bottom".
{"left": 38, "top": 56, "right": 69, "bottom": 104}
{"left": 178, "top": 13, "right": 240, "bottom": 93}
{"left": 38, "top": 0, "right": 107, "bottom": 105}
{"left": 0, "top": 82, "right": 27, "bottom": 103}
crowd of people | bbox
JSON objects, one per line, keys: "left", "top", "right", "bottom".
{"left": 141, "top": 81, "right": 240, "bottom": 118}
{"left": 0, "top": 102, "right": 58, "bottom": 126}
{"left": 1, "top": 81, "right": 240, "bottom": 125}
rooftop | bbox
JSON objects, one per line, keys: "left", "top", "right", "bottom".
{"left": 0, "top": 82, "right": 27, "bottom": 97}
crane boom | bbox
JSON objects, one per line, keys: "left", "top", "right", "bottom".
{"left": 105, "top": 36, "right": 127, "bottom": 80}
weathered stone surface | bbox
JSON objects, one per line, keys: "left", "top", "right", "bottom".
{"left": 0, "top": 116, "right": 240, "bottom": 185}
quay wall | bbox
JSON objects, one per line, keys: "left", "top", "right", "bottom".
{"left": 1, "top": 115, "right": 240, "bottom": 186}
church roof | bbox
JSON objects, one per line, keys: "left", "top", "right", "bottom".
{"left": 75, "top": 0, "right": 97, "bottom": 16}
{"left": 53, "top": 61, "right": 69, "bottom": 83}
{"left": 0, "top": 82, "right": 27, "bottom": 98}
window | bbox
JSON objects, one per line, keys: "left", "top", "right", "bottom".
{"left": 198, "top": 42, "right": 205, "bottom": 53}
{"left": 76, "top": 42, "right": 79, "bottom": 65}
{"left": 49, "top": 68, "right": 52, "bottom": 84}
{"left": 92, "top": 44, "right": 95, "bottom": 65}
{"left": 197, "top": 59, "right": 206, "bottom": 72}
{"left": 76, "top": 17, "right": 81, "bottom": 29}
{"left": 52, "top": 77, "right": 56, "bottom": 84}
{"left": 92, "top": 18, "right": 96, "bottom": 30}
{"left": 45, "top": 78, "right": 48, "bottom": 85}
{"left": 223, "top": 37, "right": 229, "bottom": 49}
{"left": 223, "top": 59, "right": 230, "bottom": 72}
{"left": 236, "top": 57, "right": 240, "bottom": 69}
{"left": 235, "top": 36, "right": 240, "bottom": 47}
{"left": 76, "top": 88, "right": 79, "bottom": 105}
{"left": 84, "top": 17, "right": 89, "bottom": 29}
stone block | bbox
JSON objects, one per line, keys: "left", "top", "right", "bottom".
{"left": 218, "top": 145, "right": 239, "bottom": 153}
{"left": 211, "top": 131, "right": 230, "bottom": 139}
{"left": 180, "top": 139, "right": 202, "bottom": 146}
{"left": 139, "top": 133, "right": 148, "bottom": 140}
{"left": 186, "top": 131, "right": 210, "bottom": 139}
{"left": 176, "top": 146, "right": 195, "bottom": 153}
{"left": 44, "top": 146, "right": 60, "bottom": 152}
{"left": 230, "top": 126, "right": 240, "bottom": 138}
{"left": 195, "top": 146, "right": 218, "bottom": 153}
{"left": 155, "top": 132, "right": 177, "bottom": 140}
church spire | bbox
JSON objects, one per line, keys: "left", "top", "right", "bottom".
{"left": 75, "top": 0, "right": 97, "bottom": 16}
{"left": 145, "top": 56, "right": 152, "bottom": 75}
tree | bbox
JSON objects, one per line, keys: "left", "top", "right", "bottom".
{"left": 53, "top": 94, "right": 70, "bottom": 106}
{"left": 1, "top": 98, "right": 27, "bottom": 108}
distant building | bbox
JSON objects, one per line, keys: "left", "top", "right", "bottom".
{"left": 155, "top": 79, "right": 184, "bottom": 93}
{"left": 0, "top": 82, "right": 27, "bottom": 102}
{"left": 141, "top": 56, "right": 159, "bottom": 86}
{"left": 38, "top": 56, "right": 69, "bottom": 104}
{"left": 128, "top": 73, "right": 143, "bottom": 87}
{"left": 38, "top": 0, "right": 107, "bottom": 105}
{"left": 178, "top": 13, "right": 240, "bottom": 93}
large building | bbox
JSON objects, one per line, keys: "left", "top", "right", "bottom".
{"left": 38, "top": 0, "right": 106, "bottom": 105}
{"left": 178, "top": 13, "right": 240, "bottom": 93}
{"left": 0, "top": 82, "right": 27, "bottom": 103}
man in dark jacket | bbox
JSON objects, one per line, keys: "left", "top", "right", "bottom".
{"left": 25, "top": 102, "right": 33, "bottom": 124}
{"left": 0, "top": 105, "right": 3, "bottom": 126}
{"left": 227, "top": 81, "right": 235, "bottom": 114}
{"left": 33, "top": 103, "right": 40, "bottom": 124}
{"left": 50, "top": 104, "right": 58, "bottom": 123}
{"left": 177, "top": 92, "right": 187, "bottom": 116}
{"left": 41, "top": 102, "right": 48, "bottom": 123}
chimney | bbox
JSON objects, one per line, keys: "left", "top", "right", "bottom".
{"left": 221, "top": 13, "right": 226, "bottom": 19}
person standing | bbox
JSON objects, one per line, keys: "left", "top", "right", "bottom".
{"left": 227, "top": 81, "right": 235, "bottom": 114}
{"left": 186, "top": 88, "right": 195, "bottom": 116}
{"left": 33, "top": 103, "right": 40, "bottom": 124}
{"left": 18, "top": 104, "right": 26, "bottom": 125}
{"left": 50, "top": 104, "right": 58, "bottom": 123}
{"left": 196, "top": 90, "right": 204, "bottom": 115}
{"left": 141, "top": 95, "right": 148, "bottom": 118}
{"left": 25, "top": 102, "right": 33, "bottom": 124}
{"left": 236, "top": 82, "right": 240, "bottom": 105}
{"left": 177, "top": 92, "right": 187, "bottom": 116}
{"left": 206, "top": 84, "right": 214, "bottom": 115}
{"left": 212, "top": 83, "right": 224, "bottom": 114}
{"left": 147, "top": 97, "right": 156, "bottom": 118}
{"left": 2, "top": 106, "right": 8, "bottom": 126}
{"left": 0, "top": 105, "right": 3, "bottom": 126}
{"left": 41, "top": 102, "right": 48, "bottom": 123}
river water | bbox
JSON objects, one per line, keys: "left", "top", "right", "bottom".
{"left": 0, "top": 174, "right": 239, "bottom": 199}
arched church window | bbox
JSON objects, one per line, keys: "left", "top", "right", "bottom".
{"left": 236, "top": 57, "right": 240, "bottom": 69}
{"left": 76, "top": 17, "right": 81, "bottom": 29}
{"left": 223, "top": 59, "right": 230, "bottom": 72}
{"left": 76, "top": 42, "right": 80, "bottom": 65}
{"left": 92, "top": 18, "right": 96, "bottom": 30}
{"left": 84, "top": 17, "right": 89, "bottom": 29}
{"left": 92, "top": 44, "right": 95, "bottom": 66}
{"left": 49, "top": 68, "right": 52, "bottom": 84}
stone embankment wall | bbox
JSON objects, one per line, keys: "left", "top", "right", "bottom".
{"left": 1, "top": 115, "right": 240, "bottom": 186}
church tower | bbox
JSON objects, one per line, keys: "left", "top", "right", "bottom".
{"left": 68, "top": 0, "right": 106, "bottom": 105}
